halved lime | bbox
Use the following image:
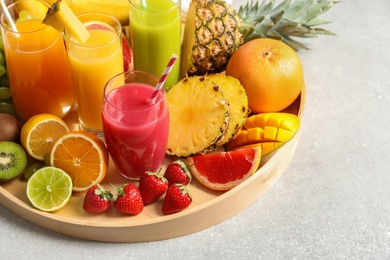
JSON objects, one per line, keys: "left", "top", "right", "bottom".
{"left": 26, "top": 166, "right": 73, "bottom": 212}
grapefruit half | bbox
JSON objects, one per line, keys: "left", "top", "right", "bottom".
{"left": 186, "top": 147, "right": 262, "bottom": 191}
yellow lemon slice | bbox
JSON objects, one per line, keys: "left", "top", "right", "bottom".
{"left": 20, "top": 113, "right": 70, "bottom": 161}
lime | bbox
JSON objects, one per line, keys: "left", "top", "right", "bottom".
{"left": 26, "top": 166, "right": 73, "bottom": 212}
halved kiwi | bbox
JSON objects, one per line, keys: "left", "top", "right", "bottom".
{"left": 0, "top": 141, "right": 27, "bottom": 181}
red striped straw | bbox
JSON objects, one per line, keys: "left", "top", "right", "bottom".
{"left": 148, "top": 54, "right": 178, "bottom": 104}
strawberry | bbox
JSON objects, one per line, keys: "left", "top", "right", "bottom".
{"left": 113, "top": 184, "right": 144, "bottom": 215}
{"left": 139, "top": 170, "right": 168, "bottom": 205}
{"left": 164, "top": 160, "right": 192, "bottom": 186}
{"left": 83, "top": 185, "right": 113, "bottom": 214}
{"left": 162, "top": 184, "right": 192, "bottom": 215}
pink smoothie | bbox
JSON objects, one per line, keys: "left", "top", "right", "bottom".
{"left": 102, "top": 83, "right": 169, "bottom": 179}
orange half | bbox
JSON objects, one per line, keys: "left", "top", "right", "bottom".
{"left": 50, "top": 131, "right": 109, "bottom": 192}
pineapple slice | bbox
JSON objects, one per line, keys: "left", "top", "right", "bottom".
{"left": 167, "top": 76, "right": 230, "bottom": 157}
{"left": 43, "top": 0, "right": 90, "bottom": 43}
{"left": 205, "top": 74, "right": 249, "bottom": 144}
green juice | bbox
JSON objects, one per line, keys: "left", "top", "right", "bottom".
{"left": 130, "top": 0, "right": 181, "bottom": 89}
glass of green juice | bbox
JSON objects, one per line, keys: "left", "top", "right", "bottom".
{"left": 129, "top": 0, "right": 181, "bottom": 90}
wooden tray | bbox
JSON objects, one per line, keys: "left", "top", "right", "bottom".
{"left": 0, "top": 85, "right": 305, "bottom": 243}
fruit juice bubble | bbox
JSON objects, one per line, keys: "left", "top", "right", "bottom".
{"left": 64, "top": 12, "right": 123, "bottom": 137}
{"left": 102, "top": 70, "right": 169, "bottom": 180}
{"left": 129, "top": 0, "right": 181, "bottom": 90}
{"left": 0, "top": 0, "right": 74, "bottom": 119}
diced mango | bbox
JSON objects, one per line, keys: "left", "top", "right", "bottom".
{"left": 225, "top": 112, "right": 300, "bottom": 155}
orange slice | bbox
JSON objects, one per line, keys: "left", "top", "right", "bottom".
{"left": 50, "top": 131, "right": 109, "bottom": 192}
{"left": 20, "top": 113, "right": 70, "bottom": 160}
{"left": 186, "top": 147, "right": 261, "bottom": 191}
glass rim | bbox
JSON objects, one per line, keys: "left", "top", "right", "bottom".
{"left": 129, "top": 0, "right": 180, "bottom": 13}
{"left": 0, "top": 0, "right": 50, "bottom": 35}
{"left": 103, "top": 70, "right": 164, "bottom": 113}
{"left": 63, "top": 12, "right": 122, "bottom": 48}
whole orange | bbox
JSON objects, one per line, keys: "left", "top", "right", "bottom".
{"left": 226, "top": 38, "right": 304, "bottom": 113}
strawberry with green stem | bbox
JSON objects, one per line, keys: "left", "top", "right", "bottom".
{"left": 139, "top": 169, "right": 168, "bottom": 205}
{"left": 83, "top": 184, "right": 113, "bottom": 213}
{"left": 164, "top": 160, "right": 192, "bottom": 186}
{"left": 112, "top": 183, "right": 144, "bottom": 215}
{"left": 162, "top": 184, "right": 192, "bottom": 215}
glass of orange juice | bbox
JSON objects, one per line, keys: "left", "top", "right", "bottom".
{"left": 63, "top": 12, "right": 123, "bottom": 137}
{"left": 0, "top": 0, "right": 74, "bottom": 119}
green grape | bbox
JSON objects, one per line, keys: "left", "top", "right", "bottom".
{"left": 24, "top": 163, "right": 46, "bottom": 180}
{"left": 0, "top": 86, "right": 11, "bottom": 100}
{"left": 0, "top": 101, "right": 17, "bottom": 116}
{"left": 0, "top": 65, "right": 5, "bottom": 78}
{"left": 0, "top": 52, "right": 4, "bottom": 65}
{"left": 0, "top": 36, "right": 4, "bottom": 52}
{"left": 0, "top": 76, "right": 9, "bottom": 88}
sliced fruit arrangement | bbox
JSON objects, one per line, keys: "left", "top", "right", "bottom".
{"left": 20, "top": 113, "right": 70, "bottom": 161}
{"left": 187, "top": 146, "right": 262, "bottom": 191}
{"left": 181, "top": 0, "right": 337, "bottom": 76}
{"left": 166, "top": 74, "right": 249, "bottom": 157}
{"left": 225, "top": 113, "right": 300, "bottom": 156}
{"left": 50, "top": 131, "right": 109, "bottom": 192}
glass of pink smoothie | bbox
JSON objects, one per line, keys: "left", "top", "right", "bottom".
{"left": 102, "top": 70, "right": 169, "bottom": 180}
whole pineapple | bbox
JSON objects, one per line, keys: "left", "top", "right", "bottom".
{"left": 181, "top": 0, "right": 337, "bottom": 77}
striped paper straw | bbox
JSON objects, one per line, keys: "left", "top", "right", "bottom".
{"left": 148, "top": 54, "right": 178, "bottom": 104}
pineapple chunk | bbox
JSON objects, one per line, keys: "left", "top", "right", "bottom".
{"left": 167, "top": 76, "right": 230, "bottom": 157}
{"left": 43, "top": 0, "right": 90, "bottom": 43}
{"left": 205, "top": 74, "right": 249, "bottom": 144}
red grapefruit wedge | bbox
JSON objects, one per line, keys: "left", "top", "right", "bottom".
{"left": 186, "top": 147, "right": 262, "bottom": 191}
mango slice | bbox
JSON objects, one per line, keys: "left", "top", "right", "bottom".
{"left": 225, "top": 113, "right": 300, "bottom": 155}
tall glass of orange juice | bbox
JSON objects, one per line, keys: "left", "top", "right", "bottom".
{"left": 0, "top": 0, "right": 74, "bottom": 119}
{"left": 63, "top": 12, "right": 123, "bottom": 137}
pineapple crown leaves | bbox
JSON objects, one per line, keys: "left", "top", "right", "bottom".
{"left": 237, "top": 0, "right": 339, "bottom": 50}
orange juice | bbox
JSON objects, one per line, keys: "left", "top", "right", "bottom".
{"left": 2, "top": 19, "right": 74, "bottom": 119}
{"left": 65, "top": 16, "right": 123, "bottom": 134}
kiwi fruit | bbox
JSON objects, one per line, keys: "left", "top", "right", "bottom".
{"left": 0, "top": 113, "right": 20, "bottom": 142}
{"left": 0, "top": 141, "right": 27, "bottom": 181}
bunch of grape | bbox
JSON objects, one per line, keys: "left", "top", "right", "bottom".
{"left": 0, "top": 35, "right": 17, "bottom": 116}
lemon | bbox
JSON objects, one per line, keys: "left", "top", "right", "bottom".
{"left": 26, "top": 166, "right": 73, "bottom": 212}
{"left": 20, "top": 113, "right": 70, "bottom": 161}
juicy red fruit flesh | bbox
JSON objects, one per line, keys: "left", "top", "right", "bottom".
{"left": 190, "top": 150, "right": 256, "bottom": 184}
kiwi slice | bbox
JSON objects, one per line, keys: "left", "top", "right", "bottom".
{"left": 0, "top": 141, "right": 27, "bottom": 181}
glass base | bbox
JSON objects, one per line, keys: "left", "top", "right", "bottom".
{"left": 119, "top": 171, "right": 141, "bottom": 181}
{"left": 79, "top": 124, "right": 104, "bottom": 140}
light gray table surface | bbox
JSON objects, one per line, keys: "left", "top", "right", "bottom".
{"left": 1, "top": 0, "right": 389, "bottom": 259}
